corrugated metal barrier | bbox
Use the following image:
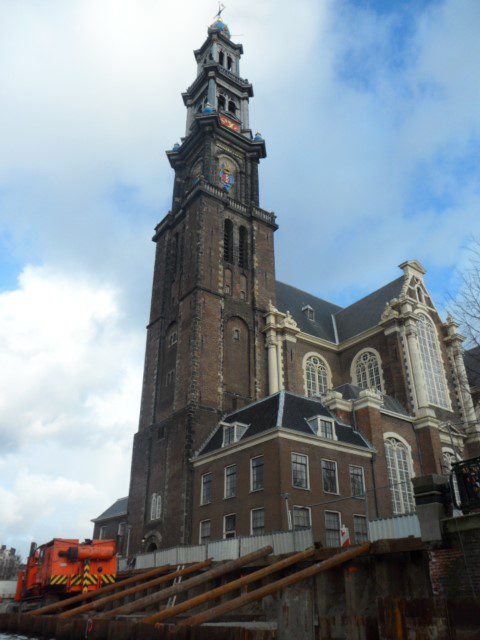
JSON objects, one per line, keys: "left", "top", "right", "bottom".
{"left": 368, "top": 514, "right": 420, "bottom": 541}
{"left": 118, "top": 528, "right": 314, "bottom": 572}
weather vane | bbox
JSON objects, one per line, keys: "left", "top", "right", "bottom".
{"left": 214, "top": 3, "right": 226, "bottom": 19}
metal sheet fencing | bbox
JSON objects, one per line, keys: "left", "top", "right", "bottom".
{"left": 118, "top": 528, "right": 314, "bottom": 572}
{"left": 368, "top": 514, "right": 421, "bottom": 541}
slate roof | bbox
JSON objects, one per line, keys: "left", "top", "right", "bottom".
{"left": 275, "top": 276, "right": 405, "bottom": 343}
{"left": 91, "top": 497, "right": 128, "bottom": 523}
{"left": 275, "top": 281, "right": 341, "bottom": 342}
{"left": 334, "top": 277, "right": 405, "bottom": 342}
{"left": 197, "top": 391, "right": 372, "bottom": 456}
{"left": 464, "top": 347, "right": 480, "bottom": 389}
{"left": 333, "top": 383, "right": 411, "bottom": 417}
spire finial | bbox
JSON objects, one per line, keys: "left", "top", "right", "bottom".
{"left": 214, "top": 3, "right": 226, "bottom": 20}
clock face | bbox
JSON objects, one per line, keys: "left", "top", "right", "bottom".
{"left": 220, "top": 114, "right": 240, "bottom": 133}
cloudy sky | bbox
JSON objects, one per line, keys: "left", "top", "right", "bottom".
{"left": 0, "top": 0, "right": 479, "bottom": 558}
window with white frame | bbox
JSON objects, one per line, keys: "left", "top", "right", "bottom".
{"left": 417, "top": 313, "right": 449, "bottom": 408}
{"left": 224, "top": 465, "right": 237, "bottom": 498}
{"left": 150, "top": 493, "right": 162, "bottom": 521}
{"left": 353, "top": 515, "right": 368, "bottom": 543}
{"left": 223, "top": 513, "right": 236, "bottom": 539}
{"left": 321, "top": 459, "right": 339, "bottom": 494}
{"left": 250, "top": 456, "right": 264, "bottom": 492}
{"left": 199, "top": 520, "right": 211, "bottom": 544}
{"left": 201, "top": 473, "right": 212, "bottom": 505}
{"left": 308, "top": 416, "right": 336, "bottom": 439}
{"left": 349, "top": 465, "right": 365, "bottom": 498}
{"left": 305, "top": 355, "right": 329, "bottom": 397}
{"left": 251, "top": 508, "right": 265, "bottom": 535}
{"left": 292, "top": 506, "right": 311, "bottom": 530}
{"left": 325, "top": 511, "right": 341, "bottom": 547}
{"left": 222, "top": 422, "right": 248, "bottom": 447}
{"left": 291, "top": 453, "right": 309, "bottom": 489}
{"left": 353, "top": 350, "right": 383, "bottom": 391}
{"left": 99, "top": 525, "right": 107, "bottom": 540}
{"left": 385, "top": 437, "right": 415, "bottom": 514}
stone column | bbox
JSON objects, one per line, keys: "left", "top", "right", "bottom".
{"left": 265, "top": 304, "right": 279, "bottom": 395}
{"left": 276, "top": 340, "right": 284, "bottom": 391}
{"left": 404, "top": 316, "right": 432, "bottom": 416}
{"left": 267, "top": 338, "right": 279, "bottom": 395}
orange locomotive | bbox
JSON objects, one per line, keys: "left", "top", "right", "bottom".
{"left": 15, "top": 538, "right": 116, "bottom": 607}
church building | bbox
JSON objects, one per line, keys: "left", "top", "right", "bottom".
{"left": 92, "top": 17, "right": 480, "bottom": 555}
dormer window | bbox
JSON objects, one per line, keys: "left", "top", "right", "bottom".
{"left": 307, "top": 416, "right": 337, "bottom": 440}
{"left": 302, "top": 305, "right": 314, "bottom": 321}
{"left": 222, "top": 422, "right": 248, "bottom": 446}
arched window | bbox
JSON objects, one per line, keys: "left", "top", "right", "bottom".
{"left": 353, "top": 350, "right": 383, "bottom": 391}
{"left": 228, "top": 100, "right": 237, "bottom": 115}
{"left": 150, "top": 493, "right": 162, "bottom": 520}
{"left": 223, "top": 219, "right": 233, "bottom": 263}
{"left": 239, "top": 226, "right": 248, "bottom": 268}
{"left": 166, "top": 323, "right": 177, "bottom": 348}
{"left": 217, "top": 94, "right": 226, "bottom": 111}
{"left": 384, "top": 437, "right": 415, "bottom": 514}
{"left": 417, "top": 314, "right": 449, "bottom": 408}
{"left": 305, "top": 355, "right": 329, "bottom": 397}
{"left": 239, "top": 274, "right": 247, "bottom": 301}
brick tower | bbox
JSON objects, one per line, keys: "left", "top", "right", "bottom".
{"left": 127, "top": 17, "right": 278, "bottom": 552}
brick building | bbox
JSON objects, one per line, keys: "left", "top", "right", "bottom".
{"left": 93, "top": 17, "right": 480, "bottom": 553}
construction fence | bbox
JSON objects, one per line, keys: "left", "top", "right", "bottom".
{"left": 118, "top": 528, "right": 314, "bottom": 571}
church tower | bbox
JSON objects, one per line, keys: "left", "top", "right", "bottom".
{"left": 127, "top": 17, "right": 278, "bottom": 552}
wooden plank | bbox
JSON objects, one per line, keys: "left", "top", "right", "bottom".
{"left": 59, "top": 560, "right": 212, "bottom": 619}
{"left": 180, "top": 542, "right": 371, "bottom": 627}
{"left": 142, "top": 547, "right": 315, "bottom": 624}
{"left": 98, "top": 545, "right": 274, "bottom": 619}
{"left": 29, "top": 564, "right": 174, "bottom": 616}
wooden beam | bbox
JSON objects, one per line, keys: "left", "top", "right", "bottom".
{"left": 142, "top": 546, "right": 315, "bottom": 624}
{"left": 98, "top": 545, "right": 273, "bottom": 619}
{"left": 29, "top": 564, "right": 174, "bottom": 616}
{"left": 180, "top": 542, "right": 371, "bottom": 627}
{"left": 59, "top": 560, "right": 212, "bottom": 619}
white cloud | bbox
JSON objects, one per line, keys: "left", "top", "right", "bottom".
{"left": 0, "top": 265, "right": 142, "bottom": 556}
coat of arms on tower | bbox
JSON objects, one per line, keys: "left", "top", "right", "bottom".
{"left": 219, "top": 161, "right": 235, "bottom": 192}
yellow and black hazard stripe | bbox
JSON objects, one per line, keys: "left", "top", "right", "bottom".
{"left": 50, "top": 574, "right": 68, "bottom": 586}
{"left": 101, "top": 573, "right": 115, "bottom": 585}
{"left": 70, "top": 574, "right": 82, "bottom": 587}
{"left": 82, "top": 559, "right": 92, "bottom": 592}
